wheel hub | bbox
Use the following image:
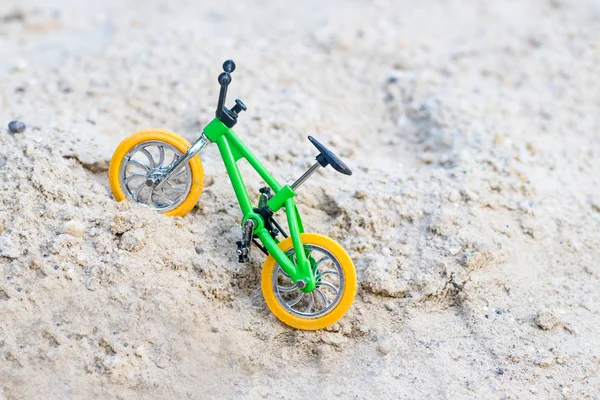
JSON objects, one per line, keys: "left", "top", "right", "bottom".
{"left": 145, "top": 170, "right": 164, "bottom": 187}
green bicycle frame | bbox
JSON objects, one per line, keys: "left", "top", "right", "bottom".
{"left": 202, "top": 118, "right": 316, "bottom": 292}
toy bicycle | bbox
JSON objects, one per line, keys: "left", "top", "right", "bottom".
{"left": 108, "top": 60, "right": 356, "bottom": 330}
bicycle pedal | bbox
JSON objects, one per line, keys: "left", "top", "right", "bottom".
{"left": 236, "top": 240, "right": 250, "bottom": 263}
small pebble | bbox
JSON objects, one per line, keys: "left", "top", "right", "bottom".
{"left": 134, "top": 346, "right": 145, "bottom": 358}
{"left": 65, "top": 269, "right": 75, "bottom": 280}
{"left": 419, "top": 152, "right": 435, "bottom": 164}
{"left": 8, "top": 120, "right": 26, "bottom": 134}
{"left": 119, "top": 228, "right": 146, "bottom": 252}
{"left": 384, "top": 303, "right": 395, "bottom": 312}
{"left": 493, "top": 133, "right": 505, "bottom": 145}
{"left": 195, "top": 243, "right": 204, "bottom": 254}
{"left": 535, "top": 310, "right": 559, "bottom": 330}
{"left": 448, "top": 189, "right": 461, "bottom": 203}
{"left": 61, "top": 220, "right": 86, "bottom": 237}
{"left": 496, "top": 367, "right": 505, "bottom": 375}
{"left": 17, "top": 288, "right": 22, "bottom": 292}
{"left": 0, "top": 235, "right": 20, "bottom": 258}
{"left": 529, "top": 386, "right": 538, "bottom": 394}
{"left": 534, "top": 356, "right": 554, "bottom": 368}
{"left": 354, "top": 190, "right": 368, "bottom": 200}
{"left": 54, "top": 265, "right": 59, "bottom": 270}
{"left": 378, "top": 340, "right": 392, "bottom": 355}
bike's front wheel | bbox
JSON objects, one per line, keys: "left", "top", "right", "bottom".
{"left": 261, "top": 233, "right": 357, "bottom": 330}
{"left": 108, "top": 129, "right": 204, "bottom": 217}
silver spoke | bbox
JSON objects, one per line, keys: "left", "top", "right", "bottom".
{"left": 286, "top": 292, "right": 304, "bottom": 307}
{"left": 172, "top": 168, "right": 186, "bottom": 178}
{"left": 127, "top": 159, "right": 150, "bottom": 171}
{"left": 140, "top": 148, "right": 155, "bottom": 168}
{"left": 166, "top": 181, "right": 186, "bottom": 192}
{"left": 277, "top": 284, "right": 297, "bottom": 293}
{"left": 305, "top": 292, "right": 314, "bottom": 313}
{"left": 318, "top": 270, "right": 340, "bottom": 279}
{"left": 134, "top": 183, "right": 146, "bottom": 201}
{"left": 314, "top": 256, "right": 329, "bottom": 270}
{"left": 150, "top": 188, "right": 158, "bottom": 207}
{"left": 159, "top": 186, "right": 176, "bottom": 205}
{"left": 315, "top": 288, "right": 328, "bottom": 308}
{"left": 157, "top": 145, "right": 165, "bottom": 167}
{"left": 318, "top": 280, "right": 339, "bottom": 294}
{"left": 124, "top": 173, "right": 146, "bottom": 185}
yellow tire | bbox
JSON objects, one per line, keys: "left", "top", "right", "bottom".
{"left": 108, "top": 129, "right": 204, "bottom": 217}
{"left": 261, "top": 233, "right": 357, "bottom": 330}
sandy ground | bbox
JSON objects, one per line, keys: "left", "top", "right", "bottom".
{"left": 1, "top": 0, "right": 600, "bottom": 398}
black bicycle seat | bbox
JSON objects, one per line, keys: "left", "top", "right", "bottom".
{"left": 308, "top": 136, "right": 352, "bottom": 176}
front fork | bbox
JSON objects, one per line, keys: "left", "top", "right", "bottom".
{"left": 153, "top": 133, "right": 211, "bottom": 188}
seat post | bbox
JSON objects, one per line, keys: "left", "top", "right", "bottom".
{"left": 291, "top": 162, "right": 321, "bottom": 190}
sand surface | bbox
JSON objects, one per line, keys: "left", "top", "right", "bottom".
{"left": 1, "top": 0, "right": 600, "bottom": 398}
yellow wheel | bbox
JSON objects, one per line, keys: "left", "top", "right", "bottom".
{"left": 108, "top": 129, "right": 204, "bottom": 217}
{"left": 261, "top": 233, "right": 357, "bottom": 330}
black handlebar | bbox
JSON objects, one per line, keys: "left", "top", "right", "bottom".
{"left": 215, "top": 60, "right": 246, "bottom": 128}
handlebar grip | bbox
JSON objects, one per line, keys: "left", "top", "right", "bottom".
{"left": 218, "top": 72, "right": 231, "bottom": 86}
{"left": 223, "top": 59, "right": 236, "bottom": 73}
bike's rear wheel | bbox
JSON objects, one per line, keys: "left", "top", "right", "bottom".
{"left": 108, "top": 129, "right": 204, "bottom": 217}
{"left": 261, "top": 233, "right": 357, "bottom": 330}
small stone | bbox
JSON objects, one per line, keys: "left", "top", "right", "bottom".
{"left": 534, "top": 357, "right": 555, "bottom": 368}
{"left": 0, "top": 235, "right": 20, "bottom": 259}
{"left": 134, "top": 345, "right": 145, "bottom": 358}
{"left": 195, "top": 243, "right": 204, "bottom": 254}
{"left": 419, "top": 152, "right": 435, "bottom": 164}
{"left": 65, "top": 269, "right": 75, "bottom": 280}
{"left": 361, "top": 256, "right": 409, "bottom": 298}
{"left": 448, "top": 189, "right": 461, "bottom": 203}
{"left": 493, "top": 133, "right": 505, "bottom": 145}
{"left": 535, "top": 310, "right": 559, "bottom": 330}
{"left": 324, "top": 323, "right": 341, "bottom": 332}
{"left": 61, "top": 220, "right": 85, "bottom": 237}
{"left": 354, "top": 190, "right": 368, "bottom": 200}
{"left": 321, "top": 333, "right": 348, "bottom": 348}
{"left": 111, "top": 213, "right": 143, "bottom": 235}
{"left": 462, "top": 189, "right": 478, "bottom": 202}
{"left": 496, "top": 367, "right": 505, "bottom": 375}
{"left": 378, "top": 340, "right": 392, "bottom": 355}
{"left": 529, "top": 386, "right": 538, "bottom": 394}
{"left": 119, "top": 228, "right": 145, "bottom": 252}
{"left": 385, "top": 303, "right": 395, "bottom": 312}
{"left": 8, "top": 120, "right": 26, "bottom": 134}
